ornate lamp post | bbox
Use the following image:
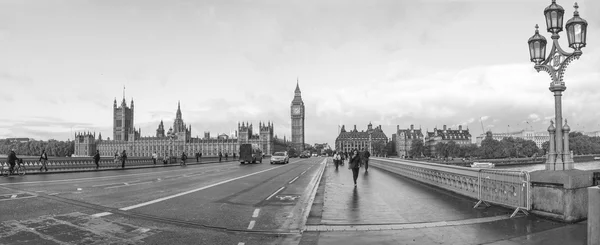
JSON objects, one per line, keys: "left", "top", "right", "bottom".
{"left": 167, "top": 128, "right": 176, "bottom": 163}
{"left": 528, "top": 0, "right": 588, "bottom": 171}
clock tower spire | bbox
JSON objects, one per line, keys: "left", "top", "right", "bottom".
{"left": 291, "top": 78, "right": 305, "bottom": 153}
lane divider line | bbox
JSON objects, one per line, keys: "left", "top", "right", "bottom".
{"left": 238, "top": 242, "right": 245, "bottom": 245}
{"left": 10, "top": 195, "right": 17, "bottom": 199}
{"left": 266, "top": 187, "right": 285, "bottom": 200}
{"left": 119, "top": 164, "right": 289, "bottom": 211}
{"left": 289, "top": 176, "right": 299, "bottom": 184}
{"left": 247, "top": 220, "right": 256, "bottom": 230}
{"left": 91, "top": 212, "right": 112, "bottom": 218}
{"left": 252, "top": 209, "right": 260, "bottom": 218}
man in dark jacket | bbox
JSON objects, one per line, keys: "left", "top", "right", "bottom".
{"left": 39, "top": 149, "right": 48, "bottom": 172}
{"left": 93, "top": 150, "right": 101, "bottom": 169}
{"left": 121, "top": 150, "right": 127, "bottom": 169}
{"left": 362, "top": 148, "right": 371, "bottom": 172}
{"left": 7, "top": 149, "right": 17, "bottom": 174}
{"left": 218, "top": 152, "right": 222, "bottom": 162}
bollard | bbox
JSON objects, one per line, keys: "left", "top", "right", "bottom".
{"left": 589, "top": 186, "right": 600, "bottom": 245}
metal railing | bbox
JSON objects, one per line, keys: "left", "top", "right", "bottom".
{"left": 371, "top": 158, "right": 531, "bottom": 218}
{"left": 0, "top": 156, "right": 228, "bottom": 173}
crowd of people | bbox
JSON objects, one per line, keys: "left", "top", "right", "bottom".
{"left": 332, "top": 148, "right": 371, "bottom": 186}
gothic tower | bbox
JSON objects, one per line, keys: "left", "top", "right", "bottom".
{"left": 291, "top": 79, "right": 305, "bottom": 152}
{"left": 113, "top": 95, "right": 134, "bottom": 141}
{"left": 238, "top": 122, "right": 252, "bottom": 144}
{"left": 156, "top": 120, "right": 166, "bottom": 138}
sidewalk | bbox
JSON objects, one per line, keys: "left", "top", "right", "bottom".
{"left": 301, "top": 160, "right": 588, "bottom": 245}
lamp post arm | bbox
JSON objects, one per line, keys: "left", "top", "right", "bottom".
{"left": 534, "top": 38, "right": 582, "bottom": 86}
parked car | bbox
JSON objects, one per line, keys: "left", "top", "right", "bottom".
{"left": 299, "top": 153, "right": 310, "bottom": 158}
{"left": 270, "top": 152, "right": 289, "bottom": 164}
{"left": 239, "top": 143, "right": 263, "bottom": 164}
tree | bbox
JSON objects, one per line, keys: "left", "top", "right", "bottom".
{"left": 480, "top": 131, "right": 503, "bottom": 159}
{"left": 541, "top": 141, "right": 550, "bottom": 155}
{"left": 436, "top": 142, "right": 448, "bottom": 159}
{"left": 371, "top": 140, "right": 386, "bottom": 157}
{"left": 409, "top": 139, "right": 425, "bottom": 158}
{"left": 446, "top": 141, "right": 460, "bottom": 158}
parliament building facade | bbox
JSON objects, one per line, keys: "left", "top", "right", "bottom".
{"left": 74, "top": 96, "right": 287, "bottom": 158}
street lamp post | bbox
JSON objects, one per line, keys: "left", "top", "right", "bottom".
{"left": 528, "top": 0, "right": 588, "bottom": 171}
{"left": 167, "top": 128, "right": 176, "bottom": 164}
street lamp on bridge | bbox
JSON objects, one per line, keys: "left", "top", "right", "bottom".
{"left": 527, "top": 0, "right": 588, "bottom": 171}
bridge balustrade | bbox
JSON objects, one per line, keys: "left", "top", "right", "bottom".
{"left": 371, "top": 158, "right": 531, "bottom": 218}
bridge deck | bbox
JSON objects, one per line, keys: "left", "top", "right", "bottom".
{"left": 302, "top": 158, "right": 587, "bottom": 245}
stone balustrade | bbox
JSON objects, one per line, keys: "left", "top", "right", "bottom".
{"left": 371, "top": 158, "right": 531, "bottom": 217}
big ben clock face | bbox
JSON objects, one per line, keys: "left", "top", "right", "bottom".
{"left": 292, "top": 107, "right": 301, "bottom": 115}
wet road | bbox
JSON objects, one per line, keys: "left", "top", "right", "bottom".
{"left": 0, "top": 157, "right": 327, "bottom": 245}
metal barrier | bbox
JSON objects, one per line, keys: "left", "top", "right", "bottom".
{"left": 371, "top": 158, "right": 531, "bottom": 218}
{"left": 593, "top": 172, "right": 600, "bottom": 186}
{"left": 475, "top": 169, "right": 531, "bottom": 218}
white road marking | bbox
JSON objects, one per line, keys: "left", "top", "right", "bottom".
{"left": 119, "top": 164, "right": 289, "bottom": 211}
{"left": 266, "top": 187, "right": 285, "bottom": 200}
{"left": 104, "top": 181, "right": 153, "bottom": 189}
{"left": 247, "top": 220, "right": 256, "bottom": 230}
{"left": 91, "top": 212, "right": 112, "bottom": 217}
{"left": 300, "top": 170, "right": 307, "bottom": 175}
{"left": 10, "top": 195, "right": 17, "bottom": 199}
{"left": 48, "top": 193, "right": 59, "bottom": 195}
{"left": 252, "top": 209, "right": 260, "bottom": 218}
{"left": 238, "top": 243, "right": 245, "bottom": 245}
{"left": 76, "top": 188, "right": 82, "bottom": 191}
{"left": 0, "top": 195, "right": 36, "bottom": 202}
{"left": 134, "top": 228, "right": 151, "bottom": 233}
{"left": 289, "top": 176, "right": 299, "bottom": 184}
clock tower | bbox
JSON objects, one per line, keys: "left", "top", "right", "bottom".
{"left": 291, "top": 80, "right": 305, "bottom": 153}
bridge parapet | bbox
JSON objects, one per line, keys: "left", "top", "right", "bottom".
{"left": 371, "top": 158, "right": 531, "bottom": 218}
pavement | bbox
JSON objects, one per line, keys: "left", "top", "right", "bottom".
{"left": 299, "top": 158, "right": 589, "bottom": 245}
{"left": 0, "top": 156, "right": 590, "bottom": 245}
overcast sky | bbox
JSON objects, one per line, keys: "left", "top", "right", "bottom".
{"left": 1, "top": 0, "right": 599, "bottom": 146}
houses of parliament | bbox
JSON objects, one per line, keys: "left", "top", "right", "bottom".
{"left": 72, "top": 84, "right": 305, "bottom": 158}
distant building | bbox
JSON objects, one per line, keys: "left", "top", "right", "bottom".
{"left": 4, "top": 138, "right": 32, "bottom": 143}
{"left": 74, "top": 94, "right": 286, "bottom": 157}
{"left": 395, "top": 124, "right": 424, "bottom": 158}
{"left": 584, "top": 131, "right": 600, "bottom": 137}
{"left": 335, "top": 123, "right": 388, "bottom": 153}
{"left": 424, "top": 125, "right": 472, "bottom": 156}
{"left": 475, "top": 130, "right": 549, "bottom": 148}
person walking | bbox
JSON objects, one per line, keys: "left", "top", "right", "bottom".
{"left": 225, "top": 153, "right": 228, "bottom": 161}
{"left": 199, "top": 152, "right": 202, "bottom": 163}
{"left": 195, "top": 152, "right": 199, "bottom": 162}
{"left": 7, "top": 149, "right": 17, "bottom": 174}
{"left": 152, "top": 151, "right": 158, "bottom": 165}
{"left": 114, "top": 151, "right": 119, "bottom": 166}
{"left": 39, "top": 149, "right": 48, "bottom": 172}
{"left": 333, "top": 151, "right": 341, "bottom": 170}
{"left": 121, "top": 150, "right": 127, "bottom": 169}
{"left": 93, "top": 150, "right": 101, "bottom": 170}
{"left": 363, "top": 148, "right": 371, "bottom": 172}
{"left": 349, "top": 149, "right": 361, "bottom": 186}
{"left": 218, "top": 151, "right": 222, "bottom": 162}
{"left": 181, "top": 152, "right": 187, "bottom": 165}
{"left": 233, "top": 152, "right": 236, "bottom": 159}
